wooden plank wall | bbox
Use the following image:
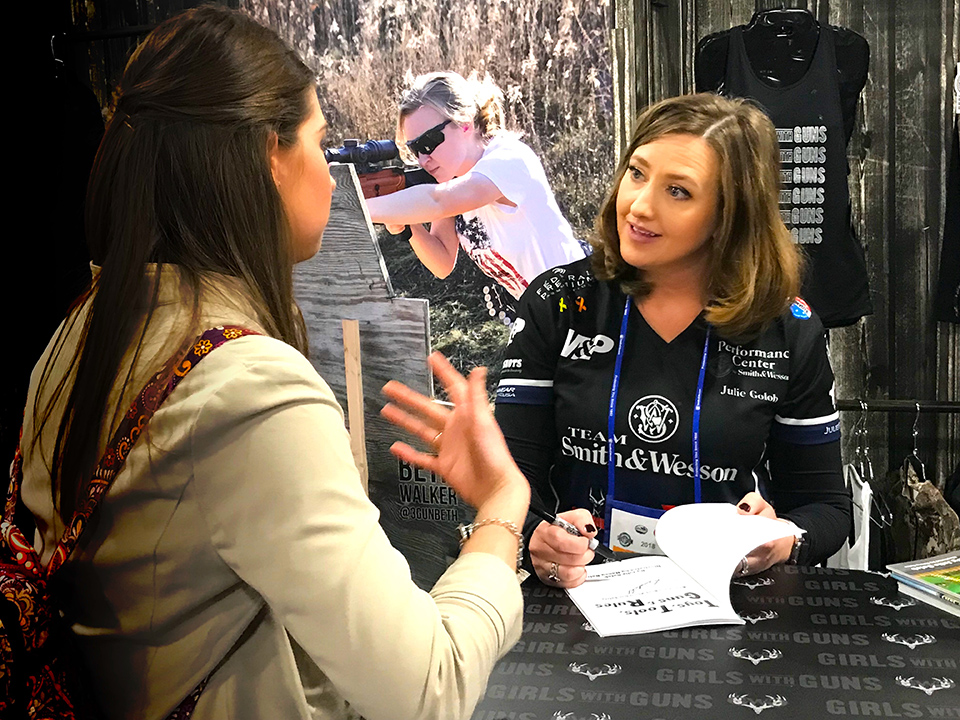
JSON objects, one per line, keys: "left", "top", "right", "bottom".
{"left": 294, "top": 164, "right": 458, "bottom": 589}
{"left": 613, "top": 0, "right": 960, "bottom": 486}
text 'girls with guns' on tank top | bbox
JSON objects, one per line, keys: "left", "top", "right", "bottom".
{"left": 696, "top": 9, "right": 873, "bottom": 329}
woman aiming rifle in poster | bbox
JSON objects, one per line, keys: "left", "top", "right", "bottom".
{"left": 366, "top": 71, "right": 586, "bottom": 301}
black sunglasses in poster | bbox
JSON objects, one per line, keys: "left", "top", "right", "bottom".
{"left": 406, "top": 119, "right": 453, "bottom": 157}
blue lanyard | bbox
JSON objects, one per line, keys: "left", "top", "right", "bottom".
{"left": 605, "top": 297, "right": 632, "bottom": 524}
{"left": 691, "top": 321, "right": 711, "bottom": 503}
{"left": 605, "top": 296, "right": 711, "bottom": 516}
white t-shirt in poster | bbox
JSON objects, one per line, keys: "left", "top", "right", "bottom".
{"left": 456, "top": 134, "right": 586, "bottom": 300}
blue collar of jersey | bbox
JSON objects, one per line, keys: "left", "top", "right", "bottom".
{"left": 605, "top": 296, "right": 711, "bottom": 529}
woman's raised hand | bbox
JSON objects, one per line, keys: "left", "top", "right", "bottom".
{"left": 381, "top": 352, "right": 529, "bottom": 512}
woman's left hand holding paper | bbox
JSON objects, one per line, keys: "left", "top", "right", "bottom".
{"left": 735, "top": 492, "right": 797, "bottom": 575}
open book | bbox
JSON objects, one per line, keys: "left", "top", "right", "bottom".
{"left": 566, "top": 504, "right": 802, "bottom": 637}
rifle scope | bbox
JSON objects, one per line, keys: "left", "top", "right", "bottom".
{"left": 324, "top": 139, "right": 399, "bottom": 166}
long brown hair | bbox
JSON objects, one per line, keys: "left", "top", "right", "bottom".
{"left": 591, "top": 93, "right": 803, "bottom": 339}
{"left": 35, "top": 5, "right": 315, "bottom": 522}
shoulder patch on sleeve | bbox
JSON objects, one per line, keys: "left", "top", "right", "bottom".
{"left": 790, "top": 297, "right": 812, "bottom": 319}
{"left": 495, "top": 378, "right": 554, "bottom": 405}
{"left": 772, "top": 411, "right": 840, "bottom": 444}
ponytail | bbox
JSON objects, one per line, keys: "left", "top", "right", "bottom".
{"left": 465, "top": 72, "right": 504, "bottom": 141}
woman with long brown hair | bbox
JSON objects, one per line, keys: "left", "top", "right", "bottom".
{"left": 16, "top": 6, "right": 528, "bottom": 719}
{"left": 494, "top": 93, "right": 850, "bottom": 587}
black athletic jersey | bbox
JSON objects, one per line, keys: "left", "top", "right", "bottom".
{"left": 495, "top": 259, "right": 848, "bottom": 562}
{"left": 721, "top": 25, "right": 872, "bottom": 328}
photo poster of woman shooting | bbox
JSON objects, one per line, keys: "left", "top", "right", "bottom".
{"left": 311, "top": 1, "right": 615, "bottom": 380}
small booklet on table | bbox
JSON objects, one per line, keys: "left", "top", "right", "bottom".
{"left": 887, "top": 552, "right": 960, "bottom": 618}
{"left": 566, "top": 503, "right": 802, "bottom": 637}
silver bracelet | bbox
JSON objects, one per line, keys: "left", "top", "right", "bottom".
{"left": 457, "top": 519, "right": 524, "bottom": 572}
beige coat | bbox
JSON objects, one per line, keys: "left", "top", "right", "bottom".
{"left": 21, "top": 266, "right": 522, "bottom": 720}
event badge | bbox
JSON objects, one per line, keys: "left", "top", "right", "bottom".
{"left": 608, "top": 499, "right": 665, "bottom": 555}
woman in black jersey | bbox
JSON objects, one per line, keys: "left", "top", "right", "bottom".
{"left": 494, "top": 93, "right": 851, "bottom": 587}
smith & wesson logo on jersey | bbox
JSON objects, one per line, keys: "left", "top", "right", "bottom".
{"left": 560, "top": 330, "right": 614, "bottom": 361}
{"left": 560, "top": 427, "right": 738, "bottom": 482}
{"left": 628, "top": 395, "right": 679, "bottom": 443}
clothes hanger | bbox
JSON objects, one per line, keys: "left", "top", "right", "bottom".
{"left": 854, "top": 399, "right": 892, "bottom": 531}
{"left": 851, "top": 321, "right": 890, "bottom": 529}
{"left": 844, "top": 401, "right": 866, "bottom": 547}
{"left": 746, "top": 4, "right": 818, "bottom": 37}
{"left": 741, "top": 3, "right": 820, "bottom": 87}
{"left": 904, "top": 402, "right": 928, "bottom": 485}
{"left": 855, "top": 400, "right": 876, "bottom": 487}
{"left": 853, "top": 320, "right": 869, "bottom": 474}
{"left": 852, "top": 399, "right": 867, "bottom": 481}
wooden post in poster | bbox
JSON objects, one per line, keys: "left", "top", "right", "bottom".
{"left": 342, "top": 318, "right": 368, "bottom": 494}
{"left": 293, "top": 163, "right": 457, "bottom": 590}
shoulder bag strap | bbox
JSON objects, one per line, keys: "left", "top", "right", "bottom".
{"left": 45, "top": 325, "right": 260, "bottom": 576}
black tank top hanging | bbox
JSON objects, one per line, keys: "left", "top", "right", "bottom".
{"left": 722, "top": 26, "right": 872, "bottom": 328}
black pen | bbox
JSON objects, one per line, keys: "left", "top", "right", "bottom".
{"left": 529, "top": 505, "right": 617, "bottom": 561}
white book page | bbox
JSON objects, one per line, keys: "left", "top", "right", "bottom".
{"left": 566, "top": 555, "right": 740, "bottom": 637}
{"left": 655, "top": 503, "right": 801, "bottom": 611}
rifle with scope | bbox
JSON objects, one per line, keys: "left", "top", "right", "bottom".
{"left": 324, "top": 139, "right": 436, "bottom": 199}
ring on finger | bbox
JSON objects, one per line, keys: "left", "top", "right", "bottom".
{"left": 739, "top": 556, "right": 749, "bottom": 576}
{"left": 432, "top": 431, "right": 443, "bottom": 444}
{"left": 548, "top": 561, "right": 560, "bottom": 583}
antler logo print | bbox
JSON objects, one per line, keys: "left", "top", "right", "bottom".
{"left": 588, "top": 487, "right": 605, "bottom": 518}
{"left": 870, "top": 596, "right": 916, "bottom": 611}
{"left": 728, "top": 694, "right": 788, "bottom": 714}
{"left": 551, "top": 713, "right": 612, "bottom": 720}
{"left": 729, "top": 648, "right": 783, "bottom": 665}
{"left": 881, "top": 633, "right": 936, "bottom": 649}
{"left": 733, "top": 577, "right": 775, "bottom": 590}
{"left": 568, "top": 662, "right": 622, "bottom": 681}
{"left": 894, "top": 676, "right": 956, "bottom": 695}
{"left": 740, "top": 610, "right": 779, "bottom": 624}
